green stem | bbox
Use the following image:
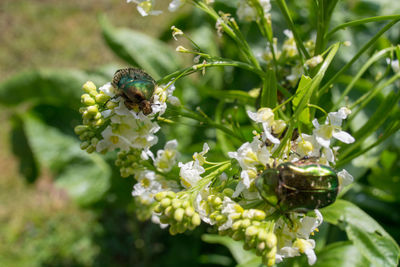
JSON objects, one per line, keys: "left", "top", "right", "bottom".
{"left": 318, "top": 19, "right": 400, "bottom": 95}
{"left": 332, "top": 47, "right": 397, "bottom": 110}
{"left": 326, "top": 15, "right": 400, "bottom": 39}
{"left": 275, "top": 0, "right": 310, "bottom": 59}
{"left": 157, "top": 60, "right": 265, "bottom": 84}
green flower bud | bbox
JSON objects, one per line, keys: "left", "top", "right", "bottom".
{"left": 172, "top": 199, "right": 181, "bottom": 209}
{"left": 185, "top": 206, "right": 195, "bottom": 217}
{"left": 232, "top": 221, "right": 242, "bottom": 231}
{"left": 241, "top": 219, "right": 251, "bottom": 228}
{"left": 212, "top": 196, "right": 222, "bottom": 206}
{"left": 174, "top": 208, "right": 184, "bottom": 222}
{"left": 159, "top": 215, "right": 169, "bottom": 224}
{"left": 95, "top": 93, "right": 110, "bottom": 104}
{"left": 86, "top": 146, "right": 95, "bottom": 153}
{"left": 91, "top": 138, "right": 99, "bottom": 145}
{"left": 258, "top": 229, "right": 268, "bottom": 241}
{"left": 245, "top": 225, "right": 258, "bottom": 237}
{"left": 81, "top": 94, "right": 96, "bottom": 106}
{"left": 94, "top": 112, "right": 102, "bottom": 120}
{"left": 191, "top": 213, "right": 201, "bottom": 226}
{"left": 181, "top": 200, "right": 190, "bottom": 208}
{"left": 106, "top": 101, "right": 118, "bottom": 109}
{"left": 160, "top": 198, "right": 171, "bottom": 208}
{"left": 231, "top": 231, "right": 243, "bottom": 241}
{"left": 222, "top": 188, "right": 234, "bottom": 197}
{"left": 166, "top": 191, "right": 176, "bottom": 199}
{"left": 153, "top": 204, "right": 162, "bottom": 213}
{"left": 94, "top": 119, "right": 104, "bottom": 127}
{"left": 266, "top": 233, "right": 277, "bottom": 248}
{"left": 155, "top": 191, "right": 167, "bottom": 202}
{"left": 80, "top": 141, "right": 90, "bottom": 150}
{"left": 254, "top": 210, "right": 266, "bottom": 220}
{"left": 82, "top": 81, "right": 97, "bottom": 95}
{"left": 215, "top": 215, "right": 225, "bottom": 223}
{"left": 74, "top": 125, "right": 88, "bottom": 135}
{"left": 86, "top": 105, "right": 99, "bottom": 116}
{"left": 257, "top": 241, "right": 266, "bottom": 252}
{"left": 169, "top": 225, "right": 178, "bottom": 235}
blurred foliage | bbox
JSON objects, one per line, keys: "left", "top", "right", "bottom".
{"left": 0, "top": 0, "right": 399, "bottom": 266}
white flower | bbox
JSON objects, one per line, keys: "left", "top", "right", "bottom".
{"left": 168, "top": 0, "right": 184, "bottom": 12}
{"left": 154, "top": 139, "right": 179, "bottom": 172}
{"left": 99, "top": 82, "right": 116, "bottom": 97}
{"left": 152, "top": 84, "right": 180, "bottom": 116}
{"left": 132, "top": 170, "right": 162, "bottom": 204}
{"left": 293, "top": 239, "right": 317, "bottom": 265}
{"left": 151, "top": 214, "right": 169, "bottom": 229}
{"left": 283, "top": 30, "right": 298, "bottom": 57}
{"left": 247, "top": 108, "right": 280, "bottom": 144}
{"left": 338, "top": 169, "right": 353, "bottom": 190}
{"left": 219, "top": 197, "right": 243, "bottom": 230}
{"left": 193, "top": 143, "right": 210, "bottom": 165}
{"left": 305, "top": 55, "right": 323, "bottom": 68}
{"left": 228, "top": 136, "right": 270, "bottom": 171}
{"left": 179, "top": 160, "right": 205, "bottom": 188}
{"left": 127, "top": 0, "right": 162, "bottom": 16}
{"left": 237, "top": 0, "right": 271, "bottom": 21}
{"left": 295, "top": 133, "right": 320, "bottom": 158}
{"left": 313, "top": 107, "right": 355, "bottom": 148}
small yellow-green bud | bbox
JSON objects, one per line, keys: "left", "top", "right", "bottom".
{"left": 86, "top": 105, "right": 99, "bottom": 116}
{"left": 222, "top": 188, "right": 234, "bottom": 197}
{"left": 212, "top": 196, "right": 222, "bottom": 206}
{"left": 254, "top": 210, "right": 266, "bottom": 220}
{"left": 94, "top": 112, "right": 102, "bottom": 120}
{"left": 231, "top": 231, "right": 243, "bottom": 241}
{"left": 181, "top": 200, "right": 190, "bottom": 208}
{"left": 83, "top": 81, "right": 97, "bottom": 94}
{"left": 230, "top": 213, "right": 242, "bottom": 220}
{"left": 159, "top": 215, "right": 169, "bottom": 224}
{"left": 176, "top": 223, "right": 186, "bottom": 234}
{"left": 82, "top": 94, "right": 96, "bottom": 106}
{"left": 232, "top": 221, "right": 242, "bottom": 231}
{"left": 266, "top": 233, "right": 277, "bottom": 248}
{"left": 95, "top": 93, "right": 110, "bottom": 104}
{"left": 74, "top": 125, "right": 88, "bottom": 135}
{"left": 165, "top": 206, "right": 173, "bottom": 217}
{"left": 166, "top": 191, "right": 176, "bottom": 199}
{"left": 245, "top": 226, "right": 258, "bottom": 237}
{"left": 91, "top": 138, "right": 99, "bottom": 145}
{"left": 160, "top": 198, "right": 171, "bottom": 208}
{"left": 153, "top": 204, "right": 162, "bottom": 213}
{"left": 258, "top": 229, "right": 268, "bottom": 241}
{"left": 241, "top": 219, "right": 251, "bottom": 228}
{"left": 257, "top": 241, "right": 266, "bottom": 251}
{"left": 106, "top": 101, "right": 118, "bottom": 109}
{"left": 80, "top": 141, "right": 90, "bottom": 150}
{"left": 215, "top": 215, "right": 225, "bottom": 223}
{"left": 169, "top": 225, "right": 178, "bottom": 235}
{"left": 185, "top": 206, "right": 195, "bottom": 217}
{"left": 155, "top": 192, "right": 167, "bottom": 202}
{"left": 171, "top": 199, "right": 181, "bottom": 209}
{"left": 86, "top": 146, "right": 95, "bottom": 153}
{"left": 191, "top": 213, "right": 201, "bottom": 226}
{"left": 94, "top": 119, "right": 104, "bottom": 127}
{"left": 174, "top": 208, "right": 184, "bottom": 222}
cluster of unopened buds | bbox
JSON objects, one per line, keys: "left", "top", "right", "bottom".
{"left": 154, "top": 191, "right": 202, "bottom": 235}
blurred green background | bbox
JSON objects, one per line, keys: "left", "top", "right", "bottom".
{"left": 0, "top": 0, "right": 399, "bottom": 266}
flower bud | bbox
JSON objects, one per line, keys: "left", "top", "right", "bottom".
{"left": 191, "top": 213, "right": 201, "bottom": 226}
{"left": 171, "top": 199, "right": 181, "bottom": 209}
{"left": 174, "top": 208, "right": 184, "bottom": 222}
{"left": 185, "top": 206, "right": 195, "bottom": 217}
{"left": 155, "top": 191, "right": 167, "bottom": 201}
{"left": 95, "top": 93, "right": 110, "bottom": 104}
{"left": 80, "top": 141, "right": 90, "bottom": 150}
{"left": 74, "top": 125, "right": 88, "bottom": 135}
{"left": 86, "top": 105, "right": 99, "bottom": 116}
{"left": 160, "top": 198, "right": 171, "bottom": 208}
{"left": 245, "top": 226, "right": 258, "bottom": 237}
{"left": 82, "top": 81, "right": 97, "bottom": 95}
{"left": 266, "top": 233, "right": 277, "bottom": 248}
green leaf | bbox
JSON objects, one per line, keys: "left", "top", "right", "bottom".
{"left": 10, "top": 115, "right": 39, "bottom": 183}
{"left": 313, "top": 241, "right": 369, "bottom": 267}
{"left": 201, "top": 234, "right": 256, "bottom": 265}
{"left": 260, "top": 68, "right": 277, "bottom": 109}
{"left": 292, "top": 75, "right": 312, "bottom": 125}
{"left": 0, "top": 69, "right": 108, "bottom": 109}
{"left": 203, "top": 88, "right": 257, "bottom": 105}
{"left": 99, "top": 15, "right": 182, "bottom": 79}
{"left": 321, "top": 199, "right": 400, "bottom": 267}
{"left": 22, "top": 114, "right": 111, "bottom": 206}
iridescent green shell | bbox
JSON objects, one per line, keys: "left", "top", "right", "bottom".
{"left": 112, "top": 68, "right": 156, "bottom": 114}
{"left": 256, "top": 162, "right": 339, "bottom": 213}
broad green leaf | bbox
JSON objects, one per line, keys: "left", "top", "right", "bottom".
{"left": 99, "top": 16, "right": 182, "bottom": 79}
{"left": 201, "top": 234, "right": 256, "bottom": 265}
{"left": 10, "top": 115, "right": 39, "bottom": 183}
{"left": 22, "top": 114, "right": 111, "bottom": 206}
{"left": 260, "top": 68, "right": 277, "bottom": 109}
{"left": 321, "top": 199, "right": 400, "bottom": 267}
{"left": 313, "top": 241, "right": 369, "bottom": 267}
{"left": 292, "top": 75, "right": 312, "bottom": 125}
{"left": 0, "top": 69, "right": 108, "bottom": 109}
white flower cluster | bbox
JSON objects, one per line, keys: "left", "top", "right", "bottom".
{"left": 237, "top": 0, "right": 271, "bottom": 21}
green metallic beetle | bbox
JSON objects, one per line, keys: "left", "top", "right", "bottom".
{"left": 255, "top": 161, "right": 339, "bottom": 213}
{"left": 112, "top": 67, "right": 156, "bottom": 115}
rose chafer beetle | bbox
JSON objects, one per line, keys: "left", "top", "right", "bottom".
{"left": 112, "top": 67, "right": 156, "bottom": 115}
{"left": 255, "top": 161, "right": 339, "bottom": 213}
